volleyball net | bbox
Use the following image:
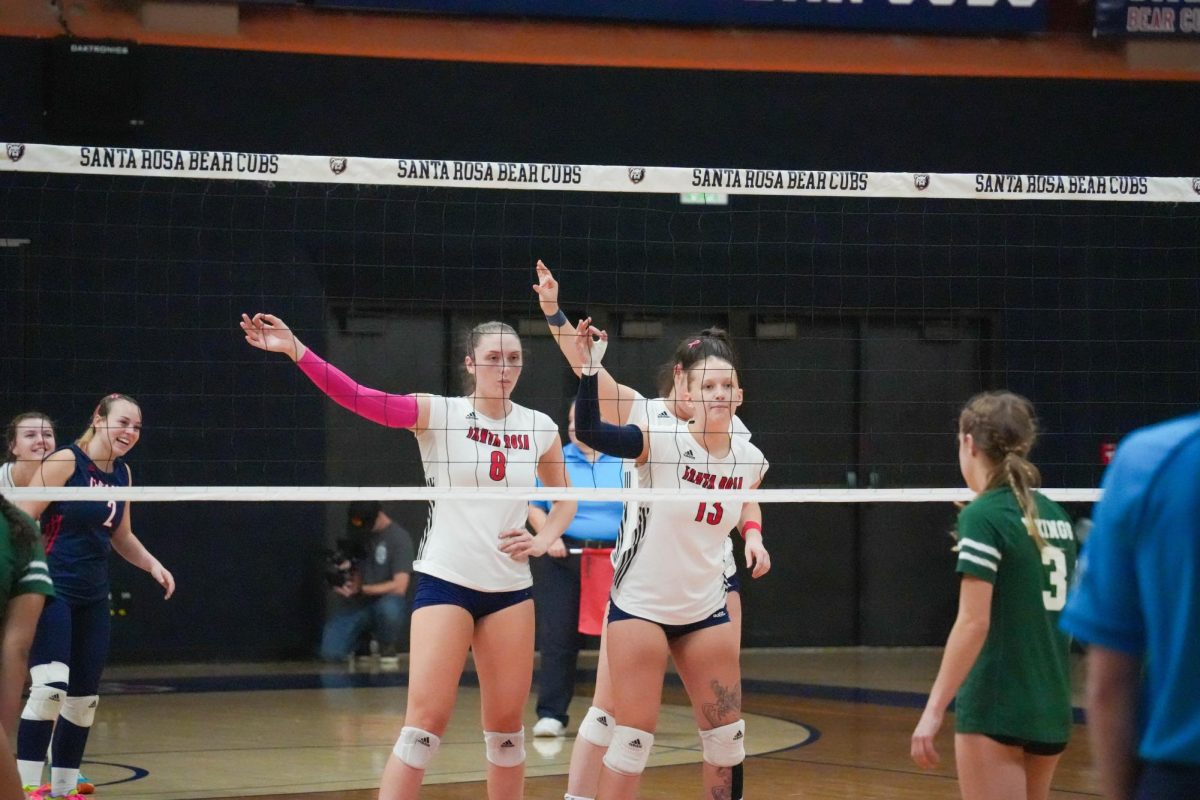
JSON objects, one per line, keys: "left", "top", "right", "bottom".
{"left": 4, "top": 142, "right": 1198, "bottom": 506}
{"left": 4, "top": 141, "right": 1197, "bottom": 649}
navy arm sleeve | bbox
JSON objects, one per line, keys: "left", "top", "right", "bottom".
{"left": 575, "top": 374, "right": 645, "bottom": 459}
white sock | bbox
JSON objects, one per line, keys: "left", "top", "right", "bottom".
{"left": 50, "top": 767, "right": 78, "bottom": 797}
{"left": 16, "top": 759, "right": 44, "bottom": 788}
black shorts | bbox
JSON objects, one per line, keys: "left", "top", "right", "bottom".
{"left": 607, "top": 600, "right": 730, "bottom": 640}
{"left": 411, "top": 574, "right": 532, "bottom": 620}
{"left": 984, "top": 733, "right": 1067, "bottom": 756}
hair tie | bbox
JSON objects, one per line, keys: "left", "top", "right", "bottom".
{"left": 687, "top": 339, "right": 701, "bottom": 349}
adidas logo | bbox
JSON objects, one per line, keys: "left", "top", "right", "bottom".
{"left": 501, "top": 739, "right": 515, "bottom": 748}
{"left": 417, "top": 736, "right": 432, "bottom": 747}
{"left": 682, "top": 449, "right": 695, "bottom": 459}
{"left": 465, "top": 411, "right": 477, "bottom": 419}
{"left": 656, "top": 410, "right": 670, "bottom": 418}
{"left": 597, "top": 715, "right": 608, "bottom": 726}
{"left": 88, "top": 699, "right": 98, "bottom": 708}
{"left": 733, "top": 730, "right": 744, "bottom": 740}
{"left": 628, "top": 738, "right": 643, "bottom": 749}
{"left": 49, "top": 693, "right": 61, "bottom": 701}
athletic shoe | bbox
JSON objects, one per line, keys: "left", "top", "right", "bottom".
{"left": 532, "top": 717, "right": 565, "bottom": 737}
{"left": 27, "top": 785, "right": 86, "bottom": 800}
{"left": 76, "top": 774, "right": 95, "bottom": 794}
{"left": 531, "top": 736, "right": 564, "bottom": 758}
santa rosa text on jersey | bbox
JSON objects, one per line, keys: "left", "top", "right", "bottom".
{"left": 680, "top": 465, "right": 743, "bottom": 491}
{"left": 465, "top": 426, "right": 531, "bottom": 450}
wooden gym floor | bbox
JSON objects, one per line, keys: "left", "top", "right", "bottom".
{"left": 79, "top": 649, "right": 1097, "bottom": 799}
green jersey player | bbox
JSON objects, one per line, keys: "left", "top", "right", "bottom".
{"left": 912, "top": 391, "right": 1078, "bottom": 800}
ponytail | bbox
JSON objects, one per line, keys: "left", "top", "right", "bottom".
{"left": 960, "top": 390, "right": 1046, "bottom": 549}
{"left": 999, "top": 451, "right": 1046, "bottom": 550}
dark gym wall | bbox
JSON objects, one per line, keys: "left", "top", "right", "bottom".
{"left": 1, "top": 35, "right": 1197, "bottom": 658}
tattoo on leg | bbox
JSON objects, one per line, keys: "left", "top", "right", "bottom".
{"left": 702, "top": 679, "right": 742, "bottom": 727}
{"left": 710, "top": 766, "right": 732, "bottom": 800}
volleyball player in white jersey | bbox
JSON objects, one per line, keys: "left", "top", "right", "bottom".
{"left": 534, "top": 261, "right": 767, "bottom": 800}
{"left": 241, "top": 313, "right": 576, "bottom": 800}
{"left": 570, "top": 319, "right": 768, "bottom": 800}
{"left": 3, "top": 413, "right": 57, "bottom": 490}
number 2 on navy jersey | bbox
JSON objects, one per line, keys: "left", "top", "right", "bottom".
{"left": 489, "top": 451, "right": 507, "bottom": 481}
{"left": 103, "top": 500, "right": 118, "bottom": 528}
{"left": 694, "top": 502, "right": 724, "bottom": 525}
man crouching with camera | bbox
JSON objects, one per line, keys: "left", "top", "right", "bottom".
{"left": 319, "top": 501, "right": 414, "bottom": 664}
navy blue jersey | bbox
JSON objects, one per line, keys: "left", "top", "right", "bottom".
{"left": 40, "top": 444, "right": 128, "bottom": 603}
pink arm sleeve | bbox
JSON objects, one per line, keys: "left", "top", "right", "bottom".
{"left": 296, "top": 349, "right": 419, "bottom": 429}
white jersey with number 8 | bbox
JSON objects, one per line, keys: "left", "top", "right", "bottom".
{"left": 414, "top": 396, "right": 559, "bottom": 592}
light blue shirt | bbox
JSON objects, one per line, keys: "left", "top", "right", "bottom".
{"left": 532, "top": 443, "right": 623, "bottom": 542}
{"left": 1060, "top": 411, "right": 1200, "bottom": 766}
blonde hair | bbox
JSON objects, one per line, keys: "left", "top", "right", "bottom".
{"left": 959, "top": 391, "right": 1046, "bottom": 549}
{"left": 461, "top": 321, "right": 521, "bottom": 393}
{"left": 78, "top": 393, "right": 140, "bottom": 448}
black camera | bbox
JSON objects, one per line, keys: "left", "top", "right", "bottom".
{"left": 323, "top": 535, "right": 367, "bottom": 588}
{"left": 322, "top": 545, "right": 356, "bottom": 588}
{"left": 324, "top": 501, "right": 379, "bottom": 588}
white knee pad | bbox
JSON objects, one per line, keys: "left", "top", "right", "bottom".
{"left": 22, "top": 662, "right": 70, "bottom": 722}
{"left": 20, "top": 685, "right": 64, "bottom": 722}
{"left": 578, "top": 706, "right": 615, "bottom": 747}
{"left": 60, "top": 695, "right": 100, "bottom": 728}
{"left": 30, "top": 661, "right": 69, "bottom": 687}
{"left": 484, "top": 728, "right": 525, "bottom": 768}
{"left": 393, "top": 726, "right": 441, "bottom": 770}
{"left": 699, "top": 719, "right": 746, "bottom": 768}
{"left": 602, "top": 726, "right": 654, "bottom": 776}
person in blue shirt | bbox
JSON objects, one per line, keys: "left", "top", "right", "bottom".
{"left": 528, "top": 401, "right": 625, "bottom": 740}
{"left": 1060, "top": 412, "right": 1200, "bottom": 800}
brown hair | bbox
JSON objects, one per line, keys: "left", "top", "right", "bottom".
{"left": 5, "top": 412, "right": 54, "bottom": 464}
{"left": 460, "top": 322, "right": 521, "bottom": 394}
{"left": 959, "top": 391, "right": 1046, "bottom": 549}
{"left": 656, "top": 327, "right": 740, "bottom": 397}
{"left": 78, "top": 393, "right": 140, "bottom": 448}
{"left": 0, "top": 493, "right": 38, "bottom": 553}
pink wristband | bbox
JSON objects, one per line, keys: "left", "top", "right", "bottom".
{"left": 741, "top": 521, "right": 762, "bottom": 540}
{"left": 297, "top": 349, "right": 418, "bottom": 428}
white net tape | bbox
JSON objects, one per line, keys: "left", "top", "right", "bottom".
{"left": 2, "top": 486, "right": 1101, "bottom": 503}
{"left": 3, "top": 142, "right": 1196, "bottom": 202}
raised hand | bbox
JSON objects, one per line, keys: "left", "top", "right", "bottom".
{"left": 532, "top": 259, "right": 561, "bottom": 316}
{"left": 240, "top": 312, "right": 306, "bottom": 361}
{"left": 573, "top": 318, "right": 608, "bottom": 376}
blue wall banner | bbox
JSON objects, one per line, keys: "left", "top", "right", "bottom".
{"left": 312, "top": 0, "right": 1045, "bottom": 34}
{"left": 1095, "top": 0, "right": 1200, "bottom": 36}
